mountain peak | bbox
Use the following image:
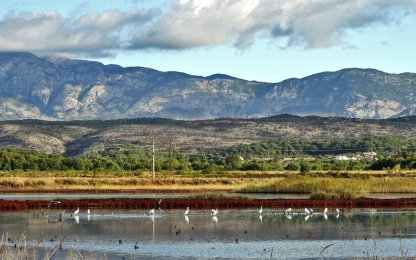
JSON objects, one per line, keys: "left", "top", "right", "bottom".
{"left": 0, "top": 52, "right": 415, "bottom": 121}
{"left": 205, "top": 74, "right": 239, "bottom": 80}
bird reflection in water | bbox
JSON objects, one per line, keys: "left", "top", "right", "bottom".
{"left": 212, "top": 216, "right": 218, "bottom": 223}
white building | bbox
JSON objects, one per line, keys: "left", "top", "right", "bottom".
{"left": 335, "top": 156, "right": 350, "bottom": 161}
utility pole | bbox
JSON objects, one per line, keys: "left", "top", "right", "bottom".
{"left": 169, "top": 138, "right": 173, "bottom": 172}
{"left": 152, "top": 137, "right": 155, "bottom": 179}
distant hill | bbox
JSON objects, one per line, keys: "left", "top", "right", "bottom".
{"left": 0, "top": 52, "right": 416, "bottom": 120}
{"left": 1, "top": 115, "right": 416, "bottom": 156}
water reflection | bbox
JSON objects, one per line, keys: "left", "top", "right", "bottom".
{"left": 1, "top": 208, "right": 416, "bottom": 259}
{"left": 4, "top": 192, "right": 416, "bottom": 201}
{"left": 212, "top": 216, "right": 218, "bottom": 223}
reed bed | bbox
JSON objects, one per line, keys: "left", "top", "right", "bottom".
{"left": 188, "top": 192, "right": 253, "bottom": 200}
{"left": 1, "top": 232, "right": 413, "bottom": 259}
{"left": 2, "top": 170, "right": 416, "bottom": 193}
{"left": 239, "top": 176, "right": 416, "bottom": 194}
{"left": 0, "top": 232, "right": 58, "bottom": 260}
{"left": 0, "top": 232, "right": 112, "bottom": 260}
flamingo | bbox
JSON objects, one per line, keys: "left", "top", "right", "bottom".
{"left": 185, "top": 207, "right": 189, "bottom": 215}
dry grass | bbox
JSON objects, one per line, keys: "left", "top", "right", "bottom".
{"left": 1, "top": 232, "right": 57, "bottom": 260}
{"left": 0, "top": 176, "right": 255, "bottom": 191}
{"left": 2, "top": 170, "right": 416, "bottom": 193}
{"left": 0, "top": 232, "right": 111, "bottom": 260}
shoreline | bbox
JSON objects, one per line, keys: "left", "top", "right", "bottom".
{"left": 0, "top": 188, "right": 235, "bottom": 194}
{"left": 1, "top": 197, "right": 416, "bottom": 211}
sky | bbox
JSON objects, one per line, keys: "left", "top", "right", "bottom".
{"left": 0, "top": 0, "right": 416, "bottom": 82}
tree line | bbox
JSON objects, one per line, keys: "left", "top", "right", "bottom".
{"left": 0, "top": 136, "right": 413, "bottom": 172}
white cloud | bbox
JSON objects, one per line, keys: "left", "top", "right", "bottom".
{"left": 0, "top": 0, "right": 415, "bottom": 57}
{"left": 130, "top": 0, "right": 416, "bottom": 50}
{"left": 0, "top": 7, "right": 160, "bottom": 57}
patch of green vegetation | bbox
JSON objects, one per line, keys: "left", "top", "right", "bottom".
{"left": 5, "top": 117, "right": 177, "bottom": 129}
{"left": 310, "top": 191, "right": 356, "bottom": 200}
{"left": 188, "top": 192, "right": 252, "bottom": 200}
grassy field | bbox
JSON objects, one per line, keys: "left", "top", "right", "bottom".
{"left": 1, "top": 170, "right": 416, "bottom": 195}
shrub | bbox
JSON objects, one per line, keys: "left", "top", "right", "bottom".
{"left": 310, "top": 190, "right": 355, "bottom": 200}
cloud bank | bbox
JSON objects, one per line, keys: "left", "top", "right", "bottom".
{"left": 0, "top": 0, "right": 415, "bottom": 57}
{"left": 0, "top": 7, "right": 160, "bottom": 57}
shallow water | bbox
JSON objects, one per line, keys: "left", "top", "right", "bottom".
{"left": 1, "top": 192, "right": 415, "bottom": 201}
{"left": 1, "top": 208, "right": 416, "bottom": 259}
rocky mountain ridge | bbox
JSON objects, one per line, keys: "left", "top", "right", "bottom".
{"left": 0, "top": 52, "right": 415, "bottom": 120}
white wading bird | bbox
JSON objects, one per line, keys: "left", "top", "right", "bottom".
{"left": 211, "top": 209, "right": 218, "bottom": 216}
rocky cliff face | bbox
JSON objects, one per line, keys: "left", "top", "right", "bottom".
{"left": 0, "top": 52, "right": 415, "bottom": 120}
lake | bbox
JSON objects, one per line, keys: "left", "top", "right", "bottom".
{"left": 1, "top": 207, "right": 416, "bottom": 259}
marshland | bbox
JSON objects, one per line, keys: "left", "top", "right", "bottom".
{"left": 1, "top": 207, "right": 416, "bottom": 259}
{"left": 3, "top": 122, "right": 416, "bottom": 259}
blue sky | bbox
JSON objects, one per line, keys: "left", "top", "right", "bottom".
{"left": 0, "top": 0, "right": 415, "bottom": 82}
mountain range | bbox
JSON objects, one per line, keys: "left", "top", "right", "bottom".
{"left": 0, "top": 52, "right": 415, "bottom": 120}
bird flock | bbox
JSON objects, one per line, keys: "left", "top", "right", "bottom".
{"left": 282, "top": 207, "right": 340, "bottom": 221}
{"left": 42, "top": 199, "right": 341, "bottom": 223}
